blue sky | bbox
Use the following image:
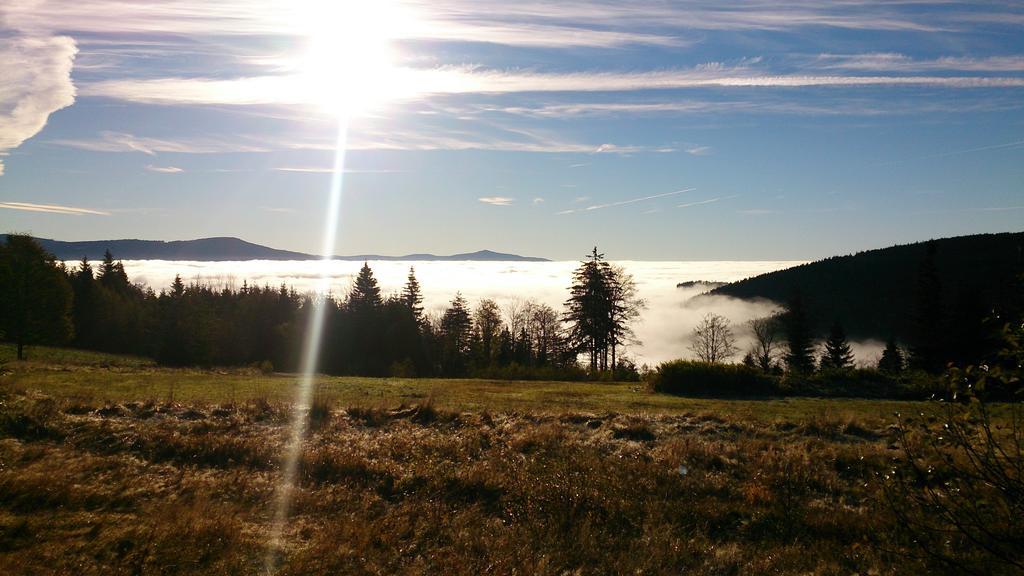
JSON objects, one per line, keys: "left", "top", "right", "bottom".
{"left": 0, "top": 1, "right": 1021, "bottom": 260}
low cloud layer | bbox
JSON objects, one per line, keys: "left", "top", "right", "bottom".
{"left": 108, "top": 259, "right": 819, "bottom": 366}
{"left": 0, "top": 36, "right": 77, "bottom": 175}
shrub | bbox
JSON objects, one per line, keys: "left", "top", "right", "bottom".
{"left": 649, "top": 360, "right": 778, "bottom": 397}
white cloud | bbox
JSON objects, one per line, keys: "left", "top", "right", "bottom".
{"left": 0, "top": 36, "right": 77, "bottom": 175}
{"left": 532, "top": 197, "right": 545, "bottom": 205}
{"left": 51, "top": 131, "right": 275, "bottom": 154}
{"left": 815, "top": 53, "right": 1024, "bottom": 72}
{"left": 0, "top": 201, "right": 109, "bottom": 215}
{"left": 478, "top": 196, "right": 514, "bottom": 206}
{"left": 145, "top": 164, "right": 183, "bottom": 173}
{"left": 80, "top": 66, "right": 1024, "bottom": 110}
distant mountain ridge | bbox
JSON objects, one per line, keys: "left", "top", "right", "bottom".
{"left": 711, "top": 231, "right": 1024, "bottom": 340}
{"left": 2, "top": 236, "right": 550, "bottom": 262}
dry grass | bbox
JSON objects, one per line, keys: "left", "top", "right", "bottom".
{"left": 0, "top": 385, "right": 928, "bottom": 575}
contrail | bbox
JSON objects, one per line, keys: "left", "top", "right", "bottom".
{"left": 557, "top": 187, "right": 695, "bottom": 214}
{"left": 874, "top": 139, "right": 1024, "bottom": 166}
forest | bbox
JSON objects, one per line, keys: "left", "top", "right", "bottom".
{"left": 1, "top": 234, "right": 1020, "bottom": 398}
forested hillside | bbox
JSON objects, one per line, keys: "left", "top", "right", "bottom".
{"left": 712, "top": 232, "right": 1024, "bottom": 341}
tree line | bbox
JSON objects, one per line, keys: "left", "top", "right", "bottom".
{"left": 686, "top": 242, "right": 1018, "bottom": 380}
{"left": 0, "top": 236, "right": 642, "bottom": 380}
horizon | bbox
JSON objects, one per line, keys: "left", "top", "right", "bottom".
{"left": 15, "top": 229, "right": 1021, "bottom": 263}
{"left": 1, "top": 1, "right": 1022, "bottom": 260}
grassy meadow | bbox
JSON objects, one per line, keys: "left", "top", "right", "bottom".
{"left": 0, "top": 344, "right": 1001, "bottom": 574}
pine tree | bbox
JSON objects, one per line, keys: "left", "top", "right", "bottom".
{"left": 71, "top": 257, "right": 97, "bottom": 347}
{"left": 348, "top": 262, "right": 382, "bottom": 313}
{"left": 819, "top": 320, "right": 854, "bottom": 370}
{"left": 878, "top": 337, "right": 904, "bottom": 374}
{"left": 783, "top": 291, "right": 816, "bottom": 373}
{"left": 564, "top": 247, "right": 613, "bottom": 371}
{"left": 0, "top": 235, "right": 73, "bottom": 359}
{"left": 98, "top": 249, "right": 130, "bottom": 293}
{"left": 440, "top": 293, "right": 473, "bottom": 375}
{"left": 171, "top": 274, "right": 185, "bottom": 297}
{"left": 911, "top": 242, "right": 947, "bottom": 372}
{"left": 401, "top": 267, "right": 424, "bottom": 322}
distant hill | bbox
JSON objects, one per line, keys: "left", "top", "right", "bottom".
{"left": 711, "top": 232, "right": 1024, "bottom": 341}
{"left": 0, "top": 236, "right": 550, "bottom": 262}
{"left": 676, "top": 280, "right": 727, "bottom": 290}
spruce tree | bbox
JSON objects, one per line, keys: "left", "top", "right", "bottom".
{"left": 98, "top": 249, "right": 130, "bottom": 293}
{"left": 401, "top": 267, "right": 424, "bottom": 322}
{"left": 440, "top": 293, "right": 473, "bottom": 375}
{"left": 910, "top": 242, "right": 946, "bottom": 372}
{"left": 783, "top": 290, "right": 815, "bottom": 373}
{"left": 819, "top": 320, "right": 854, "bottom": 370}
{"left": 564, "top": 247, "right": 613, "bottom": 371}
{"left": 348, "top": 262, "right": 383, "bottom": 313}
{"left": 878, "top": 337, "right": 904, "bottom": 374}
{"left": 0, "top": 235, "right": 73, "bottom": 359}
{"left": 71, "top": 257, "right": 97, "bottom": 347}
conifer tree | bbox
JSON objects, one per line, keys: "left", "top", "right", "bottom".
{"left": 911, "top": 241, "right": 947, "bottom": 372}
{"left": 440, "top": 293, "right": 473, "bottom": 375}
{"left": 878, "top": 337, "right": 904, "bottom": 374}
{"left": 783, "top": 290, "right": 816, "bottom": 373}
{"left": 401, "top": 267, "right": 424, "bottom": 322}
{"left": 819, "top": 320, "right": 854, "bottom": 370}
{"left": 564, "top": 247, "right": 613, "bottom": 371}
{"left": 98, "top": 249, "right": 130, "bottom": 293}
{"left": 71, "top": 257, "right": 97, "bottom": 347}
{"left": 348, "top": 262, "right": 383, "bottom": 313}
{"left": 0, "top": 235, "right": 73, "bottom": 359}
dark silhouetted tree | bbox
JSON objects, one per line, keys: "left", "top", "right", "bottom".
{"left": 345, "top": 263, "right": 385, "bottom": 374}
{"left": 607, "top": 264, "right": 644, "bottom": 371}
{"left": 564, "top": 248, "right": 612, "bottom": 371}
{"left": 70, "top": 257, "right": 98, "bottom": 348}
{"left": 878, "top": 337, "right": 904, "bottom": 374}
{"left": 440, "top": 293, "right": 473, "bottom": 376}
{"left": 910, "top": 241, "right": 947, "bottom": 372}
{"left": 349, "top": 262, "right": 383, "bottom": 313}
{"left": 401, "top": 266, "right": 424, "bottom": 324}
{"left": 98, "top": 249, "right": 130, "bottom": 294}
{"left": 0, "top": 235, "right": 73, "bottom": 359}
{"left": 783, "top": 291, "right": 816, "bottom": 373}
{"left": 748, "top": 315, "right": 782, "bottom": 372}
{"left": 819, "top": 320, "right": 854, "bottom": 370}
{"left": 472, "top": 298, "right": 502, "bottom": 366}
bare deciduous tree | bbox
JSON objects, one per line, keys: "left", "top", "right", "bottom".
{"left": 689, "top": 312, "right": 738, "bottom": 363}
{"left": 748, "top": 315, "right": 782, "bottom": 371}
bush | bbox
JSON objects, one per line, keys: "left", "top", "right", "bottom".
{"left": 649, "top": 360, "right": 778, "bottom": 397}
{"left": 784, "top": 368, "right": 896, "bottom": 398}
{"left": 782, "top": 368, "right": 946, "bottom": 399}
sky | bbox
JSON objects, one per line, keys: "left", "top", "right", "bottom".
{"left": 0, "top": 0, "right": 1022, "bottom": 261}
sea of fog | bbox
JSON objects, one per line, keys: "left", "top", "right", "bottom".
{"left": 104, "top": 259, "right": 884, "bottom": 367}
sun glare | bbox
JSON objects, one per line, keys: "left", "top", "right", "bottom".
{"left": 291, "top": 0, "right": 412, "bottom": 117}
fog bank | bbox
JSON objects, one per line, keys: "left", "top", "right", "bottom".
{"left": 99, "top": 259, "right": 876, "bottom": 366}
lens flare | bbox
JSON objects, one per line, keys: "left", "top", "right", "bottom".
{"left": 264, "top": 117, "right": 348, "bottom": 573}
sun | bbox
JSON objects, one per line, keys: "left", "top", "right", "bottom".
{"left": 289, "top": 0, "right": 413, "bottom": 117}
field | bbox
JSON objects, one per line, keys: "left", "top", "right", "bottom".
{"left": 0, "top": 345, "right": 984, "bottom": 574}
